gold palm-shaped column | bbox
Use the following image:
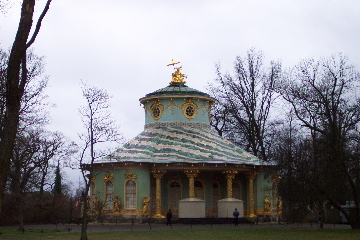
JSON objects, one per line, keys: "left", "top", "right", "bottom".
{"left": 151, "top": 169, "right": 167, "bottom": 218}
{"left": 184, "top": 169, "right": 200, "bottom": 198}
{"left": 223, "top": 170, "right": 238, "bottom": 198}
{"left": 245, "top": 171, "right": 258, "bottom": 218}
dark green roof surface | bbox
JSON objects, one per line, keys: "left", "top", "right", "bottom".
{"left": 144, "top": 83, "right": 211, "bottom": 98}
{"left": 97, "top": 126, "right": 261, "bottom": 165}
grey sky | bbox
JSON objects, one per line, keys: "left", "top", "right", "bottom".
{"left": 1, "top": 0, "right": 360, "bottom": 183}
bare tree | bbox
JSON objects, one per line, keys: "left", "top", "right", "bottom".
{"left": 8, "top": 129, "right": 65, "bottom": 231}
{"left": 208, "top": 49, "right": 281, "bottom": 161}
{"left": 78, "top": 82, "right": 123, "bottom": 240}
{"left": 0, "top": 0, "right": 53, "bottom": 211}
{"left": 278, "top": 54, "right": 360, "bottom": 229}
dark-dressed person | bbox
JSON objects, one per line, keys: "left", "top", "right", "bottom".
{"left": 233, "top": 208, "right": 239, "bottom": 226}
{"left": 167, "top": 209, "right": 172, "bottom": 226}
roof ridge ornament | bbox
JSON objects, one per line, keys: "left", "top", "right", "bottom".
{"left": 167, "top": 59, "right": 187, "bottom": 85}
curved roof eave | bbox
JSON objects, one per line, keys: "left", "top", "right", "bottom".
{"left": 95, "top": 126, "right": 263, "bottom": 166}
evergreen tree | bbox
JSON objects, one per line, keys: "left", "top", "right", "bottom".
{"left": 53, "top": 162, "right": 62, "bottom": 195}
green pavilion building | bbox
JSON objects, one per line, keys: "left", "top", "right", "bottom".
{"left": 84, "top": 61, "right": 280, "bottom": 221}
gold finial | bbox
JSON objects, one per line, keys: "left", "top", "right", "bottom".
{"left": 167, "top": 59, "right": 187, "bottom": 84}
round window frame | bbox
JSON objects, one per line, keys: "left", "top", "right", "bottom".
{"left": 150, "top": 100, "right": 164, "bottom": 120}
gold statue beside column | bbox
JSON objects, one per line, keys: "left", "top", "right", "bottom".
{"left": 264, "top": 196, "right": 271, "bottom": 214}
{"left": 142, "top": 196, "right": 151, "bottom": 214}
{"left": 113, "top": 195, "right": 121, "bottom": 214}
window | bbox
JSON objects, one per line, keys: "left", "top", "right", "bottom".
{"left": 125, "top": 180, "right": 137, "bottom": 208}
{"left": 168, "top": 181, "right": 181, "bottom": 209}
{"left": 232, "top": 182, "right": 242, "bottom": 200}
{"left": 105, "top": 181, "right": 114, "bottom": 209}
{"left": 150, "top": 99, "right": 164, "bottom": 120}
{"left": 211, "top": 182, "right": 219, "bottom": 210}
{"left": 194, "top": 180, "right": 204, "bottom": 199}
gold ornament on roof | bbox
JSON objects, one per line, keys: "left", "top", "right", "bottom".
{"left": 167, "top": 59, "right": 187, "bottom": 84}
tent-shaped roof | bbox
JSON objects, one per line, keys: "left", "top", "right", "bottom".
{"left": 97, "top": 125, "right": 261, "bottom": 165}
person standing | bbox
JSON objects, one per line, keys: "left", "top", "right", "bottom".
{"left": 233, "top": 208, "right": 239, "bottom": 226}
{"left": 166, "top": 209, "right": 172, "bottom": 226}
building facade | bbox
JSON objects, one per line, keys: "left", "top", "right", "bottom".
{"left": 84, "top": 62, "right": 280, "bottom": 220}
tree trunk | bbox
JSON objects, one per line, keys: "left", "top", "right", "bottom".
{"left": 0, "top": 0, "right": 35, "bottom": 212}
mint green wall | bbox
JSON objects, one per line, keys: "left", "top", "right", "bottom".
{"left": 135, "top": 169, "right": 151, "bottom": 208}
{"left": 91, "top": 169, "right": 150, "bottom": 209}
{"left": 254, "top": 172, "right": 272, "bottom": 210}
{"left": 144, "top": 98, "right": 211, "bottom": 125}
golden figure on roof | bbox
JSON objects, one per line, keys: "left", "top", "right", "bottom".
{"left": 167, "top": 59, "right": 187, "bottom": 84}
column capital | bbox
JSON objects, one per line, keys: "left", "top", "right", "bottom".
{"left": 151, "top": 169, "right": 167, "bottom": 179}
{"left": 222, "top": 170, "right": 238, "bottom": 179}
{"left": 245, "top": 171, "right": 258, "bottom": 180}
{"left": 184, "top": 169, "right": 200, "bottom": 178}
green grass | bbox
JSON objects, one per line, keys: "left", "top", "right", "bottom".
{"left": 0, "top": 227, "right": 359, "bottom": 240}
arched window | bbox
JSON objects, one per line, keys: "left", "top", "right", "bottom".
{"left": 89, "top": 181, "right": 96, "bottom": 209}
{"left": 194, "top": 180, "right": 204, "bottom": 200}
{"left": 232, "top": 181, "right": 242, "bottom": 200}
{"left": 211, "top": 182, "right": 219, "bottom": 210}
{"left": 105, "top": 181, "right": 114, "bottom": 209}
{"left": 168, "top": 181, "right": 181, "bottom": 210}
{"left": 125, "top": 180, "right": 137, "bottom": 209}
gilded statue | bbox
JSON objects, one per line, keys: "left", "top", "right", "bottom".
{"left": 113, "top": 195, "right": 121, "bottom": 213}
{"left": 142, "top": 196, "right": 150, "bottom": 213}
{"left": 93, "top": 196, "right": 100, "bottom": 215}
{"left": 86, "top": 196, "right": 92, "bottom": 214}
{"left": 277, "top": 196, "right": 283, "bottom": 215}
{"left": 264, "top": 196, "right": 271, "bottom": 214}
{"left": 167, "top": 59, "right": 187, "bottom": 84}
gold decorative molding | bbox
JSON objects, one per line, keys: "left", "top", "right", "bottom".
{"left": 103, "top": 172, "right": 114, "bottom": 182}
{"left": 181, "top": 98, "right": 198, "bottom": 119}
{"left": 184, "top": 169, "right": 200, "bottom": 198}
{"left": 151, "top": 169, "right": 167, "bottom": 179}
{"left": 151, "top": 170, "right": 167, "bottom": 218}
{"left": 125, "top": 172, "right": 137, "bottom": 179}
{"left": 223, "top": 170, "right": 238, "bottom": 179}
{"left": 245, "top": 171, "right": 258, "bottom": 217}
{"left": 245, "top": 171, "right": 258, "bottom": 180}
{"left": 150, "top": 99, "right": 165, "bottom": 120}
{"left": 223, "top": 170, "right": 238, "bottom": 198}
{"left": 184, "top": 169, "right": 200, "bottom": 178}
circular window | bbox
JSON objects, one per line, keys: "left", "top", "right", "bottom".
{"left": 152, "top": 106, "right": 161, "bottom": 118}
{"left": 150, "top": 99, "right": 164, "bottom": 120}
{"left": 181, "top": 99, "right": 198, "bottom": 119}
{"left": 186, "top": 106, "right": 195, "bottom": 117}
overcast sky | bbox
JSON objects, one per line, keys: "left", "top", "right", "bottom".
{"left": 1, "top": 0, "right": 360, "bottom": 184}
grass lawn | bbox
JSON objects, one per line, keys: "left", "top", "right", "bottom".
{"left": 0, "top": 227, "right": 360, "bottom": 240}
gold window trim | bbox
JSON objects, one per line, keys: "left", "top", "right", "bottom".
{"left": 150, "top": 99, "right": 165, "bottom": 120}
{"left": 181, "top": 98, "right": 198, "bottom": 119}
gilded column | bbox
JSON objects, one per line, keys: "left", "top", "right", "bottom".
{"left": 245, "top": 171, "right": 258, "bottom": 218}
{"left": 151, "top": 170, "right": 167, "bottom": 218}
{"left": 184, "top": 169, "right": 200, "bottom": 198}
{"left": 223, "top": 170, "right": 238, "bottom": 198}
